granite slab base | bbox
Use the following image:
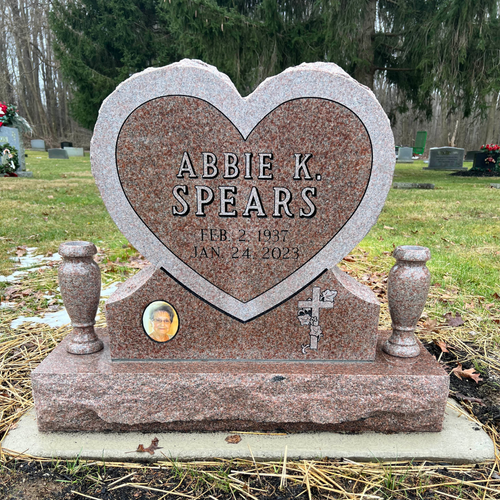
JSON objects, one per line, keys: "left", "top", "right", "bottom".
{"left": 32, "top": 330, "right": 449, "bottom": 434}
{"left": 3, "top": 402, "right": 494, "bottom": 464}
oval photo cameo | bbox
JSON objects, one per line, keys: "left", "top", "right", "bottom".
{"left": 142, "top": 301, "right": 179, "bottom": 342}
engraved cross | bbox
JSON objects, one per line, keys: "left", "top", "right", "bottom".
{"left": 298, "top": 286, "right": 333, "bottom": 324}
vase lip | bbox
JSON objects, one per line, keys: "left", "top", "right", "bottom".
{"left": 393, "top": 245, "right": 431, "bottom": 262}
{"left": 59, "top": 241, "right": 97, "bottom": 258}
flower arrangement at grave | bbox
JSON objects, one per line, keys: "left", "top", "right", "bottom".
{"left": 0, "top": 102, "right": 32, "bottom": 134}
{"left": 476, "top": 143, "right": 500, "bottom": 174}
{"left": 0, "top": 143, "right": 20, "bottom": 176}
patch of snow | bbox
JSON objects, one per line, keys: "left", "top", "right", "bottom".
{"left": 100, "top": 282, "right": 118, "bottom": 298}
{"left": 11, "top": 309, "right": 71, "bottom": 329}
{"left": 10, "top": 282, "right": 118, "bottom": 329}
{"left": 0, "top": 302, "right": 16, "bottom": 309}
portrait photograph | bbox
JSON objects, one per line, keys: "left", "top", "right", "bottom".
{"left": 142, "top": 301, "right": 179, "bottom": 342}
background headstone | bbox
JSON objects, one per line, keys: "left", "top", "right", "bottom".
{"left": 48, "top": 148, "right": 69, "bottom": 159}
{"left": 396, "top": 146, "right": 413, "bottom": 163}
{"left": 63, "top": 147, "right": 84, "bottom": 157}
{"left": 0, "top": 126, "right": 27, "bottom": 172}
{"left": 424, "top": 147, "right": 466, "bottom": 170}
{"left": 393, "top": 182, "right": 434, "bottom": 189}
{"left": 464, "top": 150, "right": 480, "bottom": 162}
{"left": 31, "top": 139, "right": 46, "bottom": 151}
{"left": 61, "top": 141, "right": 73, "bottom": 148}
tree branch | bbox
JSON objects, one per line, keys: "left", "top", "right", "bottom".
{"left": 374, "top": 66, "right": 414, "bottom": 72}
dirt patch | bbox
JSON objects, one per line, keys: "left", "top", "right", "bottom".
{"left": 424, "top": 342, "right": 500, "bottom": 426}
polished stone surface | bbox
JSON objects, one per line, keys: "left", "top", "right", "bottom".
{"left": 106, "top": 265, "right": 380, "bottom": 361}
{"left": 32, "top": 330, "right": 449, "bottom": 433}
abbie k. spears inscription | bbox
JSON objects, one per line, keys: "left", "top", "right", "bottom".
{"left": 116, "top": 96, "right": 372, "bottom": 303}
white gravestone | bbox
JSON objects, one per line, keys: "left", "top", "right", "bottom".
{"left": 63, "top": 147, "right": 84, "bottom": 157}
{"left": 31, "top": 139, "right": 46, "bottom": 151}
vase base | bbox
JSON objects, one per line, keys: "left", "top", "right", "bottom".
{"left": 382, "top": 339, "right": 420, "bottom": 358}
{"left": 66, "top": 339, "right": 104, "bottom": 355}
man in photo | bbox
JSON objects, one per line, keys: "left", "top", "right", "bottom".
{"left": 148, "top": 303, "right": 176, "bottom": 342}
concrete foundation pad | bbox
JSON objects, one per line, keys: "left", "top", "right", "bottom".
{"left": 2, "top": 401, "right": 494, "bottom": 463}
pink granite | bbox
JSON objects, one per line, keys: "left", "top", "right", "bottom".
{"left": 106, "top": 265, "right": 380, "bottom": 361}
{"left": 58, "top": 242, "right": 103, "bottom": 355}
{"left": 32, "top": 330, "right": 449, "bottom": 433}
{"left": 91, "top": 60, "right": 395, "bottom": 321}
{"left": 384, "top": 246, "right": 431, "bottom": 358}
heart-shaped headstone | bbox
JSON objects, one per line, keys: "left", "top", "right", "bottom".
{"left": 92, "top": 60, "right": 394, "bottom": 321}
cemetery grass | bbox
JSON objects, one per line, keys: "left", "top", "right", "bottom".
{"left": 0, "top": 156, "right": 499, "bottom": 499}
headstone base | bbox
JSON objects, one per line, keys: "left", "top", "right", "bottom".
{"left": 32, "top": 331, "right": 449, "bottom": 433}
{"left": 423, "top": 166, "right": 467, "bottom": 171}
{"left": 393, "top": 182, "right": 434, "bottom": 189}
{"left": 14, "top": 170, "right": 33, "bottom": 177}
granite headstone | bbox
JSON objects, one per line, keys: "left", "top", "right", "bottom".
{"left": 464, "top": 150, "right": 480, "bottom": 162}
{"left": 48, "top": 148, "right": 69, "bottom": 159}
{"left": 61, "top": 141, "right": 73, "bottom": 148}
{"left": 0, "top": 126, "right": 28, "bottom": 174}
{"left": 396, "top": 146, "right": 413, "bottom": 163}
{"left": 32, "top": 60, "right": 448, "bottom": 434}
{"left": 424, "top": 147, "right": 466, "bottom": 171}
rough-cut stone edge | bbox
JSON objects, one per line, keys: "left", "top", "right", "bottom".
{"left": 3, "top": 402, "right": 494, "bottom": 464}
{"left": 31, "top": 331, "right": 449, "bottom": 433}
{"left": 91, "top": 59, "right": 395, "bottom": 322}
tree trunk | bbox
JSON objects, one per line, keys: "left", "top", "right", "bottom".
{"left": 353, "top": 0, "right": 376, "bottom": 89}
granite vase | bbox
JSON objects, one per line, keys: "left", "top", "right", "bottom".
{"left": 58, "top": 241, "right": 103, "bottom": 354}
{"left": 383, "top": 246, "right": 431, "bottom": 358}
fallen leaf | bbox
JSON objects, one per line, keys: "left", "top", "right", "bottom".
{"left": 45, "top": 251, "right": 53, "bottom": 257}
{"left": 484, "top": 303, "right": 495, "bottom": 310}
{"left": 47, "top": 195, "right": 54, "bottom": 199}
{"left": 451, "top": 363, "right": 483, "bottom": 383}
{"left": 16, "top": 246, "right": 27, "bottom": 257}
{"left": 342, "top": 256, "right": 356, "bottom": 262}
{"left": 225, "top": 434, "right": 242, "bottom": 444}
{"left": 493, "top": 292, "right": 500, "bottom": 300}
{"left": 444, "top": 312, "right": 464, "bottom": 327}
{"left": 434, "top": 340, "right": 449, "bottom": 353}
{"left": 383, "top": 225, "right": 394, "bottom": 230}
{"left": 422, "top": 319, "right": 438, "bottom": 331}
{"left": 135, "top": 437, "right": 162, "bottom": 455}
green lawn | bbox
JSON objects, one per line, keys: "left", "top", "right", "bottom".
{"left": 1, "top": 154, "right": 499, "bottom": 338}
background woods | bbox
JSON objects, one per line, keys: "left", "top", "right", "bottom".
{"left": 2, "top": 0, "right": 500, "bottom": 150}
{"left": 0, "top": 0, "right": 91, "bottom": 147}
